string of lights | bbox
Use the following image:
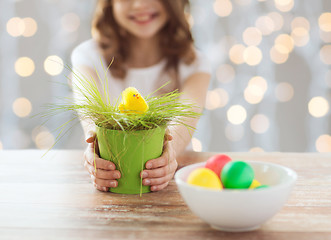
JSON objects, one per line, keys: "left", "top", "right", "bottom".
{"left": 0, "top": 0, "right": 330, "bottom": 152}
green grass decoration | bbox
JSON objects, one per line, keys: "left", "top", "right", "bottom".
{"left": 42, "top": 63, "right": 201, "bottom": 133}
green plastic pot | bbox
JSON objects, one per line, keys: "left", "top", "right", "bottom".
{"left": 96, "top": 126, "right": 166, "bottom": 194}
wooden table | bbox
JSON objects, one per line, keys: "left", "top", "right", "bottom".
{"left": 0, "top": 150, "right": 330, "bottom": 239}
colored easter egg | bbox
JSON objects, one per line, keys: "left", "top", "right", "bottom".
{"left": 187, "top": 168, "right": 223, "bottom": 190}
{"left": 249, "top": 179, "right": 261, "bottom": 189}
{"left": 221, "top": 161, "right": 254, "bottom": 189}
{"left": 205, "top": 154, "right": 232, "bottom": 177}
{"left": 255, "top": 185, "right": 269, "bottom": 189}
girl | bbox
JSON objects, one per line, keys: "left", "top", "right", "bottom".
{"left": 71, "top": 0, "right": 211, "bottom": 192}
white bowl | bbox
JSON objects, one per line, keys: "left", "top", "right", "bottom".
{"left": 175, "top": 161, "right": 297, "bottom": 232}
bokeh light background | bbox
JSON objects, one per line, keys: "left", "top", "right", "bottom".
{"left": 0, "top": 0, "right": 330, "bottom": 152}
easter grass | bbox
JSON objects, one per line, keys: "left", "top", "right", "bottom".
{"left": 41, "top": 61, "right": 201, "bottom": 134}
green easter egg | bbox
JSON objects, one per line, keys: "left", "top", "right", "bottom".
{"left": 255, "top": 185, "right": 269, "bottom": 189}
{"left": 221, "top": 161, "right": 254, "bottom": 189}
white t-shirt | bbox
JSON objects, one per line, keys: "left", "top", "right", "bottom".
{"left": 71, "top": 39, "right": 211, "bottom": 102}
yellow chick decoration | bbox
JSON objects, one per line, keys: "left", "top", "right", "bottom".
{"left": 118, "top": 87, "right": 149, "bottom": 114}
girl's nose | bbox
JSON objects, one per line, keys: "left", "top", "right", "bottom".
{"left": 131, "top": 0, "right": 150, "bottom": 9}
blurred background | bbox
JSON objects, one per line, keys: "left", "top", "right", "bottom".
{"left": 0, "top": 0, "right": 330, "bottom": 152}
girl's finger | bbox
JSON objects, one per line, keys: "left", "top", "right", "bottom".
{"left": 164, "top": 133, "right": 173, "bottom": 142}
{"left": 91, "top": 175, "right": 118, "bottom": 188}
{"left": 166, "top": 134, "right": 173, "bottom": 141}
{"left": 143, "top": 173, "right": 173, "bottom": 186}
{"left": 145, "top": 154, "right": 169, "bottom": 169}
{"left": 150, "top": 181, "right": 169, "bottom": 192}
{"left": 84, "top": 149, "right": 115, "bottom": 170}
{"left": 163, "top": 128, "right": 173, "bottom": 146}
{"left": 93, "top": 182, "right": 109, "bottom": 192}
{"left": 86, "top": 131, "right": 96, "bottom": 143}
{"left": 142, "top": 157, "right": 177, "bottom": 178}
{"left": 142, "top": 165, "right": 168, "bottom": 178}
{"left": 88, "top": 139, "right": 100, "bottom": 155}
{"left": 86, "top": 162, "right": 121, "bottom": 180}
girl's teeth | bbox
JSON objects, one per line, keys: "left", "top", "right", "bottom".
{"left": 135, "top": 15, "right": 151, "bottom": 22}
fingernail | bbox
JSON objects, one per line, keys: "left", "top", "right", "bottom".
{"left": 144, "top": 179, "right": 150, "bottom": 185}
{"left": 114, "top": 173, "right": 120, "bottom": 178}
{"left": 86, "top": 134, "right": 93, "bottom": 142}
{"left": 146, "top": 163, "right": 152, "bottom": 169}
{"left": 142, "top": 171, "right": 148, "bottom": 178}
{"left": 110, "top": 181, "right": 117, "bottom": 187}
{"left": 86, "top": 131, "right": 96, "bottom": 142}
{"left": 109, "top": 164, "right": 115, "bottom": 170}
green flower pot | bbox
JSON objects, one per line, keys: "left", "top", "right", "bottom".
{"left": 96, "top": 126, "right": 166, "bottom": 194}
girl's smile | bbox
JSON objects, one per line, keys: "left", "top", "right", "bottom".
{"left": 128, "top": 12, "right": 160, "bottom": 25}
{"left": 113, "top": 0, "right": 168, "bottom": 39}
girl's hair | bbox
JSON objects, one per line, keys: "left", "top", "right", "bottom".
{"left": 92, "top": 0, "right": 196, "bottom": 92}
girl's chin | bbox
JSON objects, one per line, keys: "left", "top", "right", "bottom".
{"left": 128, "top": 30, "right": 159, "bottom": 40}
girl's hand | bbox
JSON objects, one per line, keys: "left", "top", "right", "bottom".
{"left": 140, "top": 133, "right": 178, "bottom": 192}
{"left": 83, "top": 131, "right": 121, "bottom": 192}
